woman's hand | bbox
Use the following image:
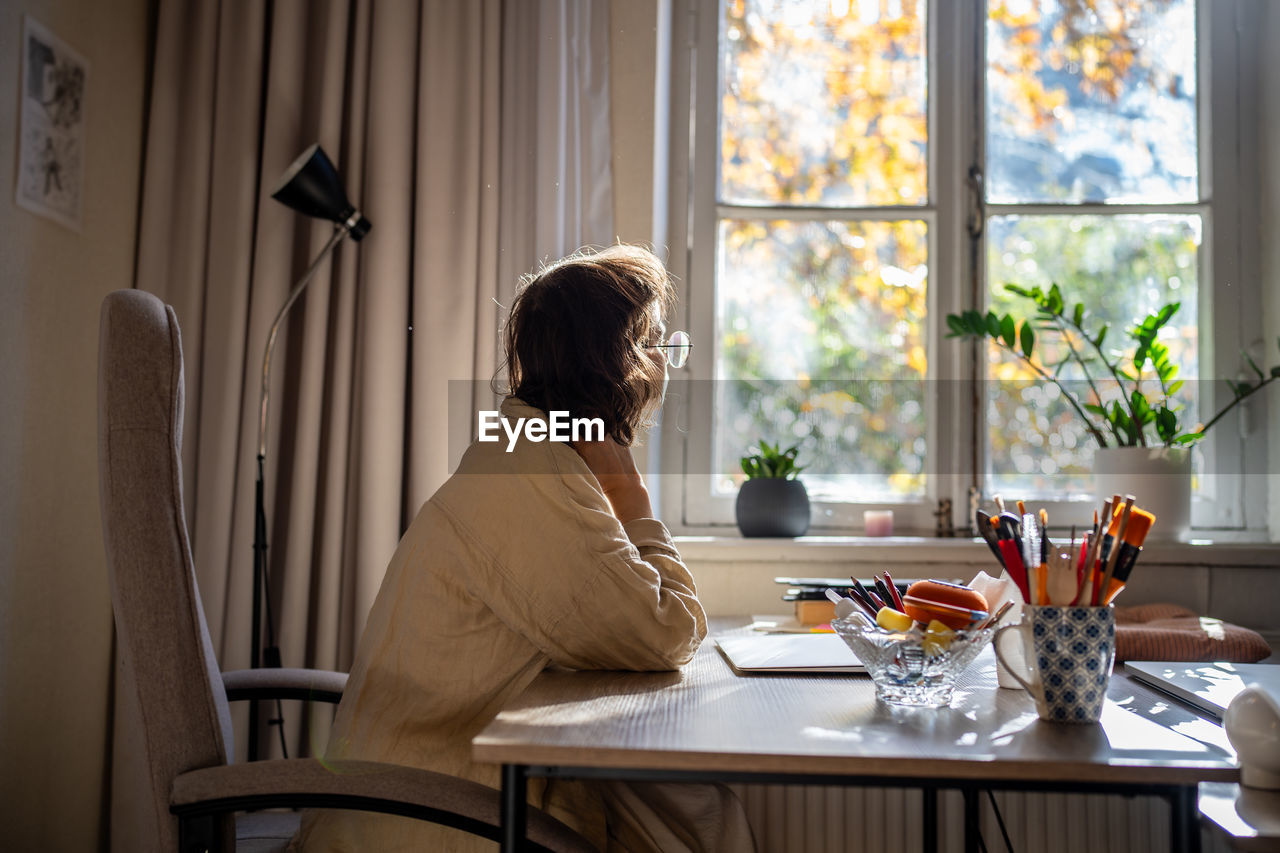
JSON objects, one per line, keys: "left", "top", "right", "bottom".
{"left": 572, "top": 437, "right": 653, "bottom": 523}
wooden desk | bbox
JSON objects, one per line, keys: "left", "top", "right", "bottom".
{"left": 474, "top": 621, "right": 1239, "bottom": 852}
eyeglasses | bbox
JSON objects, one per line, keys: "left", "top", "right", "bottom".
{"left": 645, "top": 330, "right": 692, "bottom": 369}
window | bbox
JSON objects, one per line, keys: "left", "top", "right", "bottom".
{"left": 663, "top": 0, "right": 1265, "bottom": 534}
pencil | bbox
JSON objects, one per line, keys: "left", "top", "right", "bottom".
{"left": 883, "top": 571, "right": 906, "bottom": 611}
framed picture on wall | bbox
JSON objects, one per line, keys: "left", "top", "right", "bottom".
{"left": 16, "top": 16, "right": 88, "bottom": 232}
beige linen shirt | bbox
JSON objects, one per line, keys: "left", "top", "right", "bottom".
{"left": 292, "top": 398, "right": 707, "bottom": 852}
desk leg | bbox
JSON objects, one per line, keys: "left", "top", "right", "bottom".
{"left": 922, "top": 788, "right": 938, "bottom": 853}
{"left": 963, "top": 789, "right": 980, "bottom": 853}
{"left": 1169, "top": 785, "right": 1200, "bottom": 853}
{"left": 500, "top": 764, "right": 527, "bottom": 853}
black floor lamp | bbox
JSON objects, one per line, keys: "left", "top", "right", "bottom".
{"left": 250, "top": 144, "right": 371, "bottom": 760}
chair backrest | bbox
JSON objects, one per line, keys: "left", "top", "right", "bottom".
{"left": 98, "top": 289, "right": 235, "bottom": 850}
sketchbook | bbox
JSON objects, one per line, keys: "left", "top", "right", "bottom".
{"left": 714, "top": 632, "right": 865, "bottom": 675}
{"left": 1124, "top": 660, "right": 1280, "bottom": 719}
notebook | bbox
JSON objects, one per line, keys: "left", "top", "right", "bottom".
{"left": 1124, "top": 660, "right": 1280, "bottom": 719}
{"left": 714, "top": 633, "right": 865, "bottom": 675}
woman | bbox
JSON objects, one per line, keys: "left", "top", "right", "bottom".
{"left": 292, "top": 245, "right": 755, "bottom": 851}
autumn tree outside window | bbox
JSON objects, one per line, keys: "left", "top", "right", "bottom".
{"left": 664, "top": 0, "right": 1265, "bottom": 535}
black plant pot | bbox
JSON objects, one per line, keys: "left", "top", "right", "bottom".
{"left": 735, "top": 478, "right": 811, "bottom": 537}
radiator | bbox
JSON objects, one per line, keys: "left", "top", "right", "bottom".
{"left": 731, "top": 785, "right": 1234, "bottom": 852}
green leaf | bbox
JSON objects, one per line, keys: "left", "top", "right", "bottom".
{"left": 1004, "top": 283, "right": 1034, "bottom": 298}
{"left": 1173, "top": 432, "right": 1205, "bottom": 447}
{"left": 1271, "top": 366, "right": 1280, "bottom": 378}
{"left": 1000, "top": 314, "right": 1017, "bottom": 349}
{"left": 1168, "top": 379, "right": 1184, "bottom": 395}
{"left": 1244, "top": 351, "right": 1265, "bottom": 380}
{"left": 946, "top": 314, "right": 965, "bottom": 336}
{"left": 1072, "top": 303, "right": 1085, "bottom": 327}
{"left": 1019, "top": 321, "right": 1035, "bottom": 358}
{"left": 1132, "top": 344, "right": 1148, "bottom": 371}
{"left": 1131, "top": 391, "right": 1151, "bottom": 422}
{"left": 1156, "top": 408, "right": 1179, "bottom": 443}
{"left": 1083, "top": 403, "right": 1108, "bottom": 417}
{"left": 985, "top": 311, "right": 1001, "bottom": 338}
{"left": 1109, "top": 403, "right": 1138, "bottom": 445}
{"left": 1047, "top": 283, "right": 1064, "bottom": 315}
{"left": 1094, "top": 325, "right": 1109, "bottom": 348}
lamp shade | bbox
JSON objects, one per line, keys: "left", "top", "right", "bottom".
{"left": 270, "top": 143, "right": 371, "bottom": 241}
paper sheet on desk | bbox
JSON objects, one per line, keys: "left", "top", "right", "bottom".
{"left": 970, "top": 571, "right": 1027, "bottom": 689}
{"left": 715, "top": 633, "right": 866, "bottom": 674}
{"left": 747, "top": 614, "right": 833, "bottom": 634}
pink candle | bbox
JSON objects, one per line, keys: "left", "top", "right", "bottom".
{"left": 864, "top": 510, "right": 894, "bottom": 537}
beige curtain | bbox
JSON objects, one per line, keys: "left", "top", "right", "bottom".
{"left": 129, "top": 0, "right": 613, "bottom": 776}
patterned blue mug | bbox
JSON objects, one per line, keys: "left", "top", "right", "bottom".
{"left": 995, "top": 605, "right": 1115, "bottom": 723}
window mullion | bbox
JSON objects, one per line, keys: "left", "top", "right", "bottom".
{"left": 934, "top": 0, "right": 982, "bottom": 528}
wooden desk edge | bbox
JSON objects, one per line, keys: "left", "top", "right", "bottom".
{"left": 472, "top": 739, "right": 1238, "bottom": 786}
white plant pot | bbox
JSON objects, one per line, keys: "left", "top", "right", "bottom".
{"left": 1093, "top": 447, "right": 1191, "bottom": 542}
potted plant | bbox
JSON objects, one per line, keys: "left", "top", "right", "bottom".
{"left": 736, "top": 441, "right": 811, "bottom": 537}
{"left": 947, "top": 283, "right": 1279, "bottom": 538}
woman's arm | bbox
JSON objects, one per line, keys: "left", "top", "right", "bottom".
{"left": 437, "top": 436, "right": 706, "bottom": 671}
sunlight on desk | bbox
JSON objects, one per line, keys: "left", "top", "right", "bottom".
{"left": 986, "top": 711, "right": 1039, "bottom": 745}
{"left": 1100, "top": 701, "right": 1214, "bottom": 754}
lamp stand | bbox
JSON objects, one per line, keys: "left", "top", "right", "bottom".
{"left": 249, "top": 224, "right": 350, "bottom": 761}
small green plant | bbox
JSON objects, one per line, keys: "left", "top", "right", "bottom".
{"left": 947, "top": 283, "right": 1280, "bottom": 448}
{"left": 740, "top": 440, "right": 805, "bottom": 480}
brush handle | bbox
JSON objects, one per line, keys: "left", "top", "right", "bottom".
{"left": 999, "top": 539, "right": 1029, "bottom": 602}
{"left": 1112, "top": 543, "right": 1143, "bottom": 584}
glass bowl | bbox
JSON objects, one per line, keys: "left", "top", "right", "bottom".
{"left": 832, "top": 614, "right": 996, "bottom": 708}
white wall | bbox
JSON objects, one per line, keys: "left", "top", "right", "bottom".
{"left": 0, "top": 0, "right": 150, "bottom": 848}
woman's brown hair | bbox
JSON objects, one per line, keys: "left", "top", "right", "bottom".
{"left": 500, "top": 245, "right": 675, "bottom": 445}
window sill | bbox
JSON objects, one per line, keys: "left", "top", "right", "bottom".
{"left": 674, "top": 534, "right": 1280, "bottom": 568}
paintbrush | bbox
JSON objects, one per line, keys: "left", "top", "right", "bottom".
{"left": 975, "top": 510, "right": 1006, "bottom": 567}
{"left": 977, "top": 599, "right": 1016, "bottom": 630}
{"left": 1039, "top": 508, "right": 1050, "bottom": 570}
{"left": 1079, "top": 497, "right": 1112, "bottom": 605}
{"left": 1072, "top": 530, "right": 1091, "bottom": 604}
{"left": 1098, "top": 495, "right": 1136, "bottom": 605}
{"left": 1099, "top": 496, "right": 1124, "bottom": 564}
{"left": 1102, "top": 509, "right": 1156, "bottom": 604}
{"left": 1022, "top": 511, "right": 1041, "bottom": 604}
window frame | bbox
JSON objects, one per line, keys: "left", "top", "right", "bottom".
{"left": 660, "top": 0, "right": 1265, "bottom": 536}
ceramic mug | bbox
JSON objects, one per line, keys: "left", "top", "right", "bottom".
{"left": 995, "top": 605, "right": 1115, "bottom": 723}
